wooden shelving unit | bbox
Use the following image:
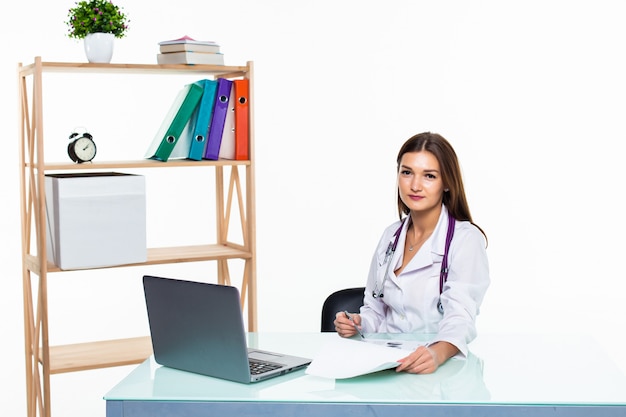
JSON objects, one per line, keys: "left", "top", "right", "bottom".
{"left": 18, "top": 57, "right": 256, "bottom": 417}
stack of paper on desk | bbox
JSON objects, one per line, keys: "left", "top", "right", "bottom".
{"left": 305, "top": 337, "right": 425, "bottom": 379}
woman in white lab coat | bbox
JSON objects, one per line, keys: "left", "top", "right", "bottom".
{"left": 334, "top": 132, "right": 490, "bottom": 374}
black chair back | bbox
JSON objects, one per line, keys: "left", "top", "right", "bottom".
{"left": 320, "top": 287, "right": 365, "bottom": 332}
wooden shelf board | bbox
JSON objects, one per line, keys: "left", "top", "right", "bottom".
{"left": 147, "top": 244, "right": 251, "bottom": 263}
{"left": 27, "top": 158, "right": 249, "bottom": 171}
{"left": 19, "top": 61, "right": 248, "bottom": 77}
{"left": 43, "top": 244, "right": 251, "bottom": 273}
{"left": 44, "top": 336, "right": 153, "bottom": 374}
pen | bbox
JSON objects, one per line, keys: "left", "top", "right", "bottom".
{"left": 344, "top": 311, "right": 364, "bottom": 339}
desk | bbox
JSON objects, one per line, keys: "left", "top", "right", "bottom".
{"left": 105, "top": 332, "right": 626, "bottom": 417}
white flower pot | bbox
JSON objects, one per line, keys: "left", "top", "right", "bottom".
{"left": 83, "top": 33, "right": 115, "bottom": 63}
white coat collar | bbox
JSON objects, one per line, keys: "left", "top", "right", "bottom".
{"left": 394, "top": 205, "right": 451, "bottom": 273}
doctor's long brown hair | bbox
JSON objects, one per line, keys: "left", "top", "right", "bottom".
{"left": 396, "top": 132, "right": 487, "bottom": 242}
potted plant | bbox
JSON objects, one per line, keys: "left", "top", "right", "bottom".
{"left": 65, "top": 0, "right": 130, "bottom": 63}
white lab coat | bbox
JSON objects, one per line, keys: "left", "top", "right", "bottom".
{"left": 360, "top": 205, "right": 490, "bottom": 357}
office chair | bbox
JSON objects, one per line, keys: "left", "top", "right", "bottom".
{"left": 320, "top": 287, "right": 366, "bottom": 332}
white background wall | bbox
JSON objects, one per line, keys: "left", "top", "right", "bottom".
{"left": 2, "top": 1, "right": 626, "bottom": 416}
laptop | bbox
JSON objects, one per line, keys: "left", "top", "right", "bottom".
{"left": 142, "top": 275, "right": 312, "bottom": 383}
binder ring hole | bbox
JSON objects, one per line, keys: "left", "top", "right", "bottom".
{"left": 166, "top": 135, "right": 175, "bottom": 144}
{"left": 195, "top": 135, "right": 204, "bottom": 143}
{"left": 219, "top": 95, "right": 228, "bottom": 103}
{"left": 239, "top": 97, "right": 247, "bottom": 105}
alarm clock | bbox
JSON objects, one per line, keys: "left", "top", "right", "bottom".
{"left": 68, "top": 131, "right": 97, "bottom": 163}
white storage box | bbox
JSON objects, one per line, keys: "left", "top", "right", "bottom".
{"left": 45, "top": 172, "right": 147, "bottom": 270}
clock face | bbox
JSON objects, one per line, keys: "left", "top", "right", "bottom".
{"left": 73, "top": 136, "right": 97, "bottom": 162}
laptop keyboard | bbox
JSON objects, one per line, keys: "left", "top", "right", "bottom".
{"left": 249, "top": 359, "right": 282, "bottom": 375}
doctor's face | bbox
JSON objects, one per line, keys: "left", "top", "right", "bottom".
{"left": 397, "top": 151, "right": 445, "bottom": 215}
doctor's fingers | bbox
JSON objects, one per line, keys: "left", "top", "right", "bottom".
{"left": 334, "top": 311, "right": 362, "bottom": 325}
{"left": 396, "top": 347, "right": 437, "bottom": 374}
{"left": 335, "top": 324, "right": 357, "bottom": 338}
{"left": 333, "top": 315, "right": 357, "bottom": 337}
{"left": 334, "top": 312, "right": 352, "bottom": 326}
{"left": 333, "top": 315, "right": 351, "bottom": 329}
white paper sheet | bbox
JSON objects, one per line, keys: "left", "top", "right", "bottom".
{"left": 305, "top": 336, "right": 422, "bottom": 379}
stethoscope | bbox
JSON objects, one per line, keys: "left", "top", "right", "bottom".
{"left": 372, "top": 212, "right": 456, "bottom": 314}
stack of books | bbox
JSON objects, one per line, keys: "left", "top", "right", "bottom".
{"left": 157, "top": 35, "right": 224, "bottom": 65}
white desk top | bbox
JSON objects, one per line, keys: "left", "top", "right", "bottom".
{"left": 105, "top": 332, "right": 626, "bottom": 406}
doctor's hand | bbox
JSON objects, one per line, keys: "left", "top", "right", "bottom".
{"left": 395, "top": 341, "right": 458, "bottom": 374}
{"left": 395, "top": 345, "right": 439, "bottom": 374}
{"left": 334, "top": 311, "right": 362, "bottom": 338}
